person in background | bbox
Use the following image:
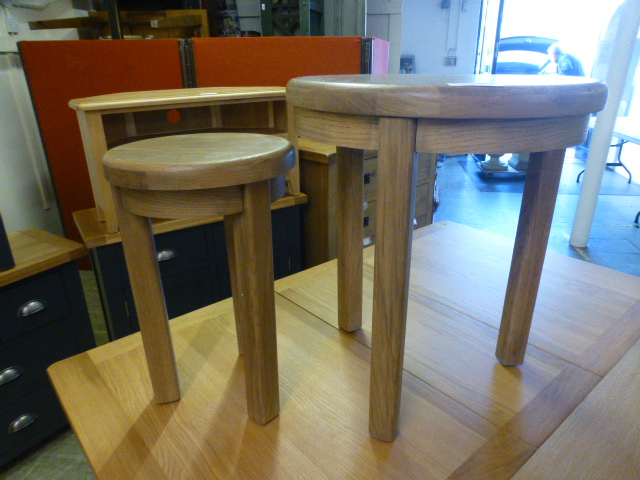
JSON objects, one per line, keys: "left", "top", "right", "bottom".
{"left": 546, "top": 43, "right": 585, "bottom": 76}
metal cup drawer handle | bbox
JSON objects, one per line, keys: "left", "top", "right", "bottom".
{"left": 157, "top": 249, "right": 177, "bottom": 262}
{"left": 17, "top": 299, "right": 47, "bottom": 317}
{"left": 8, "top": 413, "right": 37, "bottom": 433}
{"left": 0, "top": 366, "right": 22, "bottom": 386}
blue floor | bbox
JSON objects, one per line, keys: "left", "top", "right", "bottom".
{"left": 433, "top": 153, "right": 640, "bottom": 277}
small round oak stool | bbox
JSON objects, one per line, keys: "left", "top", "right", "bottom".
{"left": 287, "top": 74, "right": 608, "bottom": 441}
{"left": 103, "top": 133, "right": 295, "bottom": 425}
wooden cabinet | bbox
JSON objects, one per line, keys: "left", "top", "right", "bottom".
{"left": 0, "top": 229, "right": 95, "bottom": 466}
{"left": 299, "top": 139, "right": 436, "bottom": 267}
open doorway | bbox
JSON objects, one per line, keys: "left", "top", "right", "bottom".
{"left": 476, "top": 0, "right": 624, "bottom": 76}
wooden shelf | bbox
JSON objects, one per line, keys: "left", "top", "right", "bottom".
{"left": 0, "top": 229, "right": 87, "bottom": 287}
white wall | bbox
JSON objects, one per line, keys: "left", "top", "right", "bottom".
{"left": 0, "top": 53, "right": 63, "bottom": 235}
{"left": 0, "top": 0, "right": 80, "bottom": 52}
{"left": 0, "top": 0, "right": 81, "bottom": 234}
{"left": 400, "top": 0, "right": 482, "bottom": 74}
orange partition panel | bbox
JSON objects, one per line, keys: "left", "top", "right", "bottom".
{"left": 20, "top": 40, "right": 184, "bottom": 246}
{"left": 192, "top": 36, "right": 363, "bottom": 87}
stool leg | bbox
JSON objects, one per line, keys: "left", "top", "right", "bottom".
{"left": 496, "top": 149, "right": 566, "bottom": 366}
{"left": 224, "top": 222, "right": 244, "bottom": 356}
{"left": 225, "top": 180, "right": 279, "bottom": 425}
{"left": 337, "top": 147, "right": 364, "bottom": 332}
{"left": 111, "top": 186, "right": 181, "bottom": 404}
{"left": 369, "top": 117, "right": 418, "bottom": 442}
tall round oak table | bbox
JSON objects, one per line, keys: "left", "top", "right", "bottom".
{"left": 286, "top": 74, "right": 608, "bottom": 442}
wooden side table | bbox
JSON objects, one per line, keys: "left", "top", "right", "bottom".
{"left": 70, "top": 86, "right": 294, "bottom": 234}
{"left": 0, "top": 229, "right": 95, "bottom": 465}
{"left": 287, "top": 74, "right": 608, "bottom": 441}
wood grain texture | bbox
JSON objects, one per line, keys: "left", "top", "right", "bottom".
{"left": 286, "top": 75, "right": 607, "bottom": 119}
{"left": 111, "top": 184, "right": 181, "bottom": 404}
{"left": 48, "top": 222, "right": 640, "bottom": 479}
{"left": 574, "top": 297, "right": 640, "bottom": 376}
{"left": 103, "top": 133, "right": 295, "bottom": 190}
{"left": 77, "top": 110, "right": 115, "bottom": 229}
{"left": 0, "top": 228, "right": 87, "bottom": 287}
{"left": 72, "top": 193, "right": 307, "bottom": 249}
{"left": 337, "top": 146, "right": 365, "bottom": 332}
{"left": 224, "top": 181, "right": 279, "bottom": 425}
{"left": 299, "top": 149, "right": 338, "bottom": 266}
{"left": 513, "top": 338, "right": 640, "bottom": 480}
{"left": 49, "top": 295, "right": 497, "bottom": 480}
{"left": 496, "top": 150, "right": 566, "bottom": 365}
{"left": 416, "top": 115, "right": 589, "bottom": 154}
{"left": 407, "top": 224, "right": 640, "bottom": 372}
{"left": 501, "top": 364, "right": 601, "bottom": 447}
{"left": 224, "top": 215, "right": 244, "bottom": 356}
{"left": 120, "top": 186, "right": 244, "bottom": 219}
{"left": 276, "top": 222, "right": 640, "bottom": 426}
{"left": 369, "top": 117, "right": 418, "bottom": 441}
{"left": 448, "top": 430, "right": 537, "bottom": 480}
{"left": 292, "top": 107, "right": 379, "bottom": 150}
{"left": 70, "top": 86, "right": 286, "bottom": 112}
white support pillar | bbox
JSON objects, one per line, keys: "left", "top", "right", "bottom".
{"left": 570, "top": 0, "right": 640, "bottom": 248}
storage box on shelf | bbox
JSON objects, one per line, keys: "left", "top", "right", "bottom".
{"left": 0, "top": 229, "right": 95, "bottom": 466}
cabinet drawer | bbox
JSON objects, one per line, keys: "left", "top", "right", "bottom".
{"left": 417, "top": 153, "right": 436, "bottom": 186}
{"left": 363, "top": 184, "right": 430, "bottom": 240}
{"left": 415, "top": 183, "right": 431, "bottom": 218}
{"left": 364, "top": 201, "right": 377, "bottom": 238}
{"left": 0, "top": 320, "right": 80, "bottom": 398}
{"left": 363, "top": 154, "right": 434, "bottom": 205}
{"left": 116, "top": 225, "right": 211, "bottom": 283}
{"left": 0, "top": 382, "right": 67, "bottom": 467}
{"left": 0, "top": 271, "right": 69, "bottom": 343}
{"left": 363, "top": 157, "right": 378, "bottom": 203}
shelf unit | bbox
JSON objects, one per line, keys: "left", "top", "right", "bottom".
{"left": 260, "top": 0, "right": 324, "bottom": 36}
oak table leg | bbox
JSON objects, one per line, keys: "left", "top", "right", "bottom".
{"left": 496, "top": 149, "right": 566, "bottom": 366}
{"left": 337, "top": 146, "right": 365, "bottom": 332}
{"left": 369, "top": 117, "right": 418, "bottom": 441}
{"left": 111, "top": 185, "right": 181, "bottom": 404}
{"left": 226, "top": 180, "right": 280, "bottom": 425}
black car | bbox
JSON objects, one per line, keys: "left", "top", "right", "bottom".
{"left": 495, "top": 36, "right": 558, "bottom": 75}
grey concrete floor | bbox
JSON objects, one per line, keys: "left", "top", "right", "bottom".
{"left": 434, "top": 152, "right": 640, "bottom": 277}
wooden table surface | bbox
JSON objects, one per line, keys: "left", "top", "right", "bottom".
{"left": 0, "top": 228, "right": 87, "bottom": 287}
{"left": 48, "top": 222, "right": 640, "bottom": 479}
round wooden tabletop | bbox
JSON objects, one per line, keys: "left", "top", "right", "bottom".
{"left": 286, "top": 74, "right": 608, "bottom": 119}
{"left": 103, "top": 133, "right": 295, "bottom": 190}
